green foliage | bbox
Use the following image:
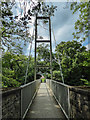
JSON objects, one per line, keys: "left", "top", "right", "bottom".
{"left": 53, "top": 70, "right": 62, "bottom": 82}
{"left": 1, "top": 1, "right": 32, "bottom": 53}
{"left": 37, "top": 43, "right": 50, "bottom": 61}
{"left": 36, "top": 43, "right": 55, "bottom": 76}
{"left": 2, "top": 52, "right": 35, "bottom": 87}
{"left": 1, "top": 1, "right": 89, "bottom": 87}
{"left": 2, "top": 75, "right": 20, "bottom": 87}
{"left": 80, "top": 79, "right": 89, "bottom": 86}
{"left": 1, "top": 1, "right": 57, "bottom": 88}
{"left": 47, "top": 74, "right": 51, "bottom": 79}
{"left": 2, "top": 41, "right": 90, "bottom": 87}
{"left": 36, "top": 41, "right": 90, "bottom": 86}
{"left": 55, "top": 40, "right": 90, "bottom": 86}
{"left": 21, "top": 1, "right": 57, "bottom": 24}
{"left": 1, "top": 0, "right": 57, "bottom": 54}
{"left": 70, "top": 2, "right": 89, "bottom": 41}
{"left": 31, "top": 2, "right": 57, "bottom": 17}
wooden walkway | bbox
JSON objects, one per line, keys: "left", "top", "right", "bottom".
{"left": 26, "top": 83, "right": 66, "bottom": 119}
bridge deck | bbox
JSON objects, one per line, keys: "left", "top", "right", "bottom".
{"left": 26, "top": 83, "right": 66, "bottom": 119}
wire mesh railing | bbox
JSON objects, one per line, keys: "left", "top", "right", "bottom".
{"left": 20, "top": 80, "right": 40, "bottom": 119}
{"left": 2, "top": 80, "right": 40, "bottom": 119}
{"left": 46, "top": 79, "right": 70, "bottom": 120}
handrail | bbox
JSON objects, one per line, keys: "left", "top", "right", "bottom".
{"left": 46, "top": 79, "right": 70, "bottom": 120}
{"left": 20, "top": 80, "right": 38, "bottom": 88}
{"left": 51, "top": 79, "right": 70, "bottom": 87}
{"left": 46, "top": 79, "right": 90, "bottom": 120}
{"left": 2, "top": 80, "right": 41, "bottom": 119}
{"left": 21, "top": 79, "right": 41, "bottom": 119}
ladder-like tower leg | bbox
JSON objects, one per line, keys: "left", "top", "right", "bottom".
{"left": 49, "top": 17, "right": 53, "bottom": 80}
{"left": 34, "top": 15, "right": 53, "bottom": 80}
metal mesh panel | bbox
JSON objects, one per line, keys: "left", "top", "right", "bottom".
{"left": 46, "top": 79, "right": 50, "bottom": 87}
{"left": 46, "top": 79, "right": 70, "bottom": 119}
{"left": 21, "top": 80, "right": 40, "bottom": 118}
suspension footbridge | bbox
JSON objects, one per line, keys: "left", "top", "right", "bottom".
{"left": 1, "top": 15, "right": 90, "bottom": 120}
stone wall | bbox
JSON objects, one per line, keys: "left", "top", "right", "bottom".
{"left": 69, "top": 87, "right": 90, "bottom": 119}
{"left": 2, "top": 88, "right": 21, "bottom": 118}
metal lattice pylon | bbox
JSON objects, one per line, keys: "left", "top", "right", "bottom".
{"left": 34, "top": 15, "right": 53, "bottom": 80}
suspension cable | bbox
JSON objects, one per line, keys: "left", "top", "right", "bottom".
{"left": 24, "top": 28, "right": 34, "bottom": 84}
{"left": 36, "top": 18, "right": 65, "bottom": 83}
{"left": 37, "top": 21, "right": 65, "bottom": 83}
{"left": 52, "top": 26, "right": 64, "bottom": 84}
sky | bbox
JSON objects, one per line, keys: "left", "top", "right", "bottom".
{"left": 51, "top": 2, "right": 79, "bottom": 50}
{"left": 50, "top": 2, "right": 89, "bottom": 51}
{"left": 13, "top": 1, "right": 89, "bottom": 56}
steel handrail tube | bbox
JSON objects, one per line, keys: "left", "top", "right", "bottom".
{"left": 20, "top": 79, "right": 40, "bottom": 119}
{"left": 20, "top": 80, "right": 38, "bottom": 88}
{"left": 46, "top": 79, "right": 70, "bottom": 120}
{"left": 51, "top": 79, "right": 70, "bottom": 87}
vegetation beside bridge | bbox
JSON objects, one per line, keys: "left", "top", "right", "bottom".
{"left": 1, "top": 1, "right": 90, "bottom": 87}
{"left": 2, "top": 40, "right": 90, "bottom": 87}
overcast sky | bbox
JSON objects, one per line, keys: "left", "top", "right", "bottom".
{"left": 51, "top": 2, "right": 79, "bottom": 50}
{"left": 14, "top": 1, "right": 89, "bottom": 55}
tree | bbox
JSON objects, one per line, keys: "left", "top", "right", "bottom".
{"left": 1, "top": 0, "right": 57, "bottom": 53}
{"left": 36, "top": 43, "right": 50, "bottom": 75}
{"left": 70, "top": 2, "right": 89, "bottom": 42}
{"left": 36, "top": 43, "right": 60, "bottom": 80}
{"left": 1, "top": 0, "right": 57, "bottom": 87}
{"left": 1, "top": 1, "right": 31, "bottom": 53}
{"left": 55, "top": 40, "right": 89, "bottom": 86}
{"left": 2, "top": 51, "right": 35, "bottom": 87}
{"left": 53, "top": 70, "right": 61, "bottom": 81}
{"left": 19, "top": 1, "right": 57, "bottom": 24}
{"left": 37, "top": 43, "right": 50, "bottom": 61}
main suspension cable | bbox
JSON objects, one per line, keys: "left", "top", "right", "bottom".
{"left": 52, "top": 26, "right": 64, "bottom": 84}
{"left": 38, "top": 22, "right": 65, "bottom": 84}
{"left": 24, "top": 28, "right": 34, "bottom": 84}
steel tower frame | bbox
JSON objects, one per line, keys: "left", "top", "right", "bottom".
{"left": 34, "top": 15, "right": 52, "bottom": 80}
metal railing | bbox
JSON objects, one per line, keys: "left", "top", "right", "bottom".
{"left": 2, "top": 80, "right": 40, "bottom": 119}
{"left": 46, "top": 79, "right": 70, "bottom": 120}
{"left": 20, "top": 80, "right": 40, "bottom": 119}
